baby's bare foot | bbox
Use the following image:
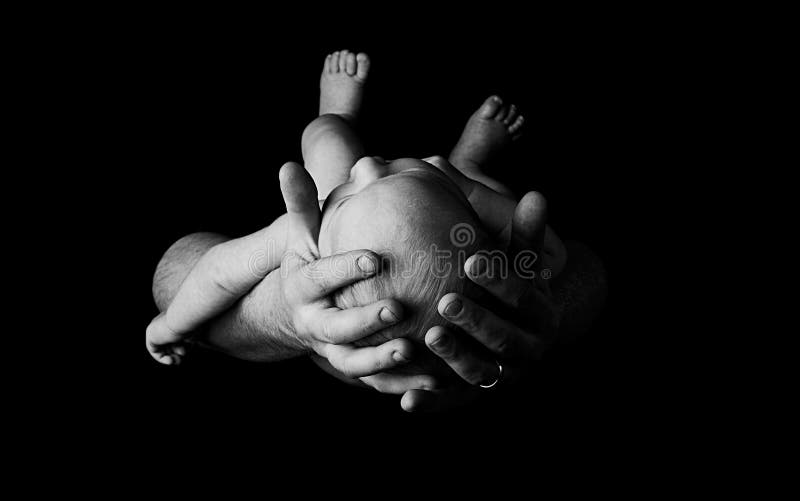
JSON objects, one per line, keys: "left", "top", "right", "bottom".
{"left": 319, "top": 50, "right": 370, "bottom": 121}
{"left": 449, "top": 96, "right": 525, "bottom": 175}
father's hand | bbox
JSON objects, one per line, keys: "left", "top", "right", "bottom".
{"left": 277, "top": 162, "right": 413, "bottom": 378}
{"left": 402, "top": 191, "right": 560, "bottom": 411}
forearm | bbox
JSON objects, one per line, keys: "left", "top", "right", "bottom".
{"left": 151, "top": 222, "right": 305, "bottom": 362}
{"left": 199, "top": 268, "right": 307, "bottom": 362}
{"left": 160, "top": 216, "right": 288, "bottom": 334}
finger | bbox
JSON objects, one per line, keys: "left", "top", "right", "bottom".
{"left": 465, "top": 249, "right": 559, "bottom": 330}
{"left": 296, "top": 249, "right": 383, "bottom": 298}
{"left": 465, "top": 251, "right": 535, "bottom": 309}
{"left": 437, "top": 293, "right": 541, "bottom": 360}
{"left": 424, "top": 326, "right": 499, "bottom": 386}
{"left": 279, "top": 162, "right": 321, "bottom": 266}
{"left": 508, "top": 191, "right": 547, "bottom": 261}
{"left": 360, "top": 373, "right": 439, "bottom": 395}
{"left": 310, "top": 299, "right": 404, "bottom": 344}
{"left": 400, "top": 388, "right": 480, "bottom": 413}
{"left": 318, "top": 338, "right": 413, "bottom": 378}
{"left": 507, "top": 192, "right": 552, "bottom": 296}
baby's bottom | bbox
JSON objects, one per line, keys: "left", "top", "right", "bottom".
{"left": 302, "top": 114, "right": 364, "bottom": 202}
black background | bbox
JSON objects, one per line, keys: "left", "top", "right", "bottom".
{"left": 138, "top": 24, "right": 672, "bottom": 447}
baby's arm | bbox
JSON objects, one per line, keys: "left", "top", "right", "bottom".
{"left": 424, "top": 155, "right": 567, "bottom": 278}
{"left": 146, "top": 215, "right": 288, "bottom": 364}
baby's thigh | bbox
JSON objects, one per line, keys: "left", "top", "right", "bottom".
{"left": 301, "top": 115, "right": 365, "bottom": 199}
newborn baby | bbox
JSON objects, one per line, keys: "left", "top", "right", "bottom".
{"left": 319, "top": 155, "right": 489, "bottom": 347}
{"left": 146, "top": 50, "right": 566, "bottom": 372}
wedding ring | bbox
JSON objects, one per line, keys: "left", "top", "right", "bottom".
{"left": 479, "top": 360, "right": 503, "bottom": 389}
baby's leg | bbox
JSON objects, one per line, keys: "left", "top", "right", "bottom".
{"left": 448, "top": 96, "right": 525, "bottom": 198}
{"left": 303, "top": 50, "right": 371, "bottom": 201}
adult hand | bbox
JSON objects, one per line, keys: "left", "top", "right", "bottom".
{"left": 402, "top": 191, "right": 561, "bottom": 412}
{"left": 277, "top": 162, "right": 413, "bottom": 378}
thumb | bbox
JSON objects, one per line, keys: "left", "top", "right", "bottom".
{"left": 279, "top": 162, "right": 321, "bottom": 268}
{"left": 508, "top": 191, "right": 547, "bottom": 263}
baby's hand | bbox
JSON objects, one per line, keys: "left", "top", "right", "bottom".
{"left": 146, "top": 312, "right": 189, "bottom": 365}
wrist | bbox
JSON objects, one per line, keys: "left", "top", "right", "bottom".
{"left": 275, "top": 297, "right": 312, "bottom": 355}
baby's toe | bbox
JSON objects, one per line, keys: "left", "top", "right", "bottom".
{"left": 509, "top": 115, "right": 525, "bottom": 138}
{"left": 495, "top": 102, "right": 511, "bottom": 122}
{"left": 356, "top": 53, "right": 371, "bottom": 80}
{"left": 338, "top": 50, "right": 350, "bottom": 72}
{"left": 345, "top": 52, "right": 357, "bottom": 75}
{"left": 478, "top": 95, "right": 503, "bottom": 119}
{"left": 504, "top": 104, "right": 518, "bottom": 125}
{"left": 330, "top": 51, "right": 341, "bottom": 72}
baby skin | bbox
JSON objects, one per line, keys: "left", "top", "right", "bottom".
{"left": 146, "top": 50, "right": 566, "bottom": 366}
{"left": 307, "top": 51, "right": 564, "bottom": 283}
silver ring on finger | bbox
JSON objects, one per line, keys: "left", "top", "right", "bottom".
{"left": 479, "top": 360, "right": 503, "bottom": 389}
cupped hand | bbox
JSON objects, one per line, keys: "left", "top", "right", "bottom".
{"left": 277, "top": 162, "right": 414, "bottom": 378}
{"left": 402, "top": 191, "right": 561, "bottom": 412}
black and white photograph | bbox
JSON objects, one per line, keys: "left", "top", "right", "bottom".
{"left": 139, "top": 25, "right": 660, "bottom": 447}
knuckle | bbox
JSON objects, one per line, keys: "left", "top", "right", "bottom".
{"left": 303, "top": 313, "right": 327, "bottom": 342}
{"left": 358, "top": 311, "right": 378, "bottom": 337}
{"left": 419, "top": 377, "right": 439, "bottom": 391}
{"left": 336, "top": 357, "right": 355, "bottom": 377}
{"left": 319, "top": 321, "right": 336, "bottom": 343}
{"left": 370, "top": 352, "right": 388, "bottom": 373}
{"left": 459, "top": 306, "right": 484, "bottom": 333}
{"left": 430, "top": 333, "right": 457, "bottom": 358}
{"left": 283, "top": 278, "right": 303, "bottom": 304}
{"left": 493, "top": 333, "right": 514, "bottom": 357}
{"left": 440, "top": 343, "right": 458, "bottom": 359}
{"left": 304, "top": 266, "right": 330, "bottom": 295}
{"left": 464, "top": 369, "right": 488, "bottom": 386}
{"left": 391, "top": 340, "right": 411, "bottom": 360}
{"left": 509, "top": 281, "right": 533, "bottom": 309}
{"left": 292, "top": 312, "right": 307, "bottom": 335}
{"left": 372, "top": 381, "right": 392, "bottom": 394}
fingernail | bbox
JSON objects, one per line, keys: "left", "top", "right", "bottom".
{"left": 380, "top": 307, "right": 398, "bottom": 323}
{"left": 431, "top": 333, "right": 451, "bottom": 350}
{"left": 443, "top": 299, "right": 462, "bottom": 318}
{"left": 392, "top": 351, "right": 408, "bottom": 363}
{"left": 469, "top": 258, "right": 487, "bottom": 277}
{"left": 357, "top": 255, "right": 377, "bottom": 274}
